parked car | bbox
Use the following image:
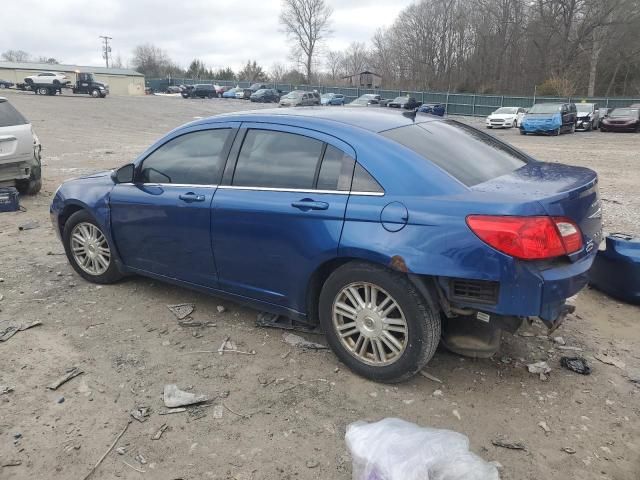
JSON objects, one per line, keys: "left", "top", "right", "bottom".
{"left": 321, "top": 93, "right": 345, "bottom": 106}
{"left": 279, "top": 90, "right": 318, "bottom": 107}
{"left": 417, "top": 103, "right": 446, "bottom": 117}
{"left": 599, "top": 107, "right": 610, "bottom": 119}
{"left": 24, "top": 72, "right": 70, "bottom": 86}
{"left": 388, "top": 96, "right": 421, "bottom": 109}
{"left": 520, "top": 103, "right": 576, "bottom": 135}
{"left": 0, "top": 97, "right": 42, "bottom": 194}
{"left": 349, "top": 94, "right": 383, "bottom": 106}
{"left": 485, "top": 107, "right": 525, "bottom": 128}
{"left": 222, "top": 87, "right": 240, "bottom": 98}
{"left": 250, "top": 88, "right": 280, "bottom": 103}
{"left": 50, "top": 109, "right": 602, "bottom": 382}
{"left": 630, "top": 103, "right": 640, "bottom": 109}
{"left": 239, "top": 83, "right": 269, "bottom": 100}
{"left": 599, "top": 107, "right": 640, "bottom": 132}
{"left": 182, "top": 84, "right": 216, "bottom": 99}
{"left": 165, "top": 85, "right": 183, "bottom": 94}
{"left": 0, "top": 79, "right": 14, "bottom": 89}
{"left": 575, "top": 103, "right": 600, "bottom": 131}
{"left": 213, "top": 85, "right": 224, "bottom": 97}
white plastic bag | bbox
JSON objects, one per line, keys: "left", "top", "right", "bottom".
{"left": 346, "top": 418, "right": 499, "bottom": 480}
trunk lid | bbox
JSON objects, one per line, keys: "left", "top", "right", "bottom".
{"left": 472, "top": 162, "right": 603, "bottom": 259}
{"left": 0, "top": 124, "right": 33, "bottom": 165}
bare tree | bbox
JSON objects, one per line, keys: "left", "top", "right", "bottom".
{"left": 325, "top": 50, "right": 344, "bottom": 82}
{"left": 279, "top": 0, "right": 333, "bottom": 83}
{"left": 131, "top": 44, "right": 183, "bottom": 77}
{"left": 270, "top": 62, "right": 287, "bottom": 83}
{"left": 341, "top": 42, "right": 369, "bottom": 77}
{"left": 2, "top": 50, "right": 31, "bottom": 62}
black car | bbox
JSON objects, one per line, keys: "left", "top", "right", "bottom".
{"left": 0, "top": 79, "right": 14, "bottom": 89}
{"left": 166, "top": 85, "right": 184, "bottom": 94}
{"left": 250, "top": 88, "right": 280, "bottom": 103}
{"left": 388, "top": 96, "right": 421, "bottom": 109}
{"left": 241, "top": 83, "right": 269, "bottom": 100}
{"left": 181, "top": 84, "right": 216, "bottom": 99}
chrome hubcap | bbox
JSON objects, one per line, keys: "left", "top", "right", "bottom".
{"left": 70, "top": 222, "right": 111, "bottom": 275}
{"left": 332, "top": 282, "right": 408, "bottom": 366}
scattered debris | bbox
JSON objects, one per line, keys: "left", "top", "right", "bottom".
{"left": 115, "top": 446, "right": 126, "bottom": 455}
{"left": 557, "top": 345, "right": 583, "bottom": 352}
{"left": 135, "top": 454, "right": 147, "bottom": 465}
{"left": 0, "top": 385, "right": 14, "bottom": 395}
{"left": 2, "top": 459, "right": 22, "bottom": 467}
{"left": 518, "top": 332, "right": 535, "bottom": 337}
{"left": 538, "top": 421, "right": 551, "bottom": 434}
{"left": 527, "top": 361, "right": 551, "bottom": 380}
{"left": 158, "top": 407, "right": 186, "bottom": 415}
{"left": 213, "top": 405, "right": 224, "bottom": 419}
{"left": 282, "top": 332, "right": 328, "bottom": 350}
{"left": 218, "top": 335, "right": 231, "bottom": 355}
{"left": 492, "top": 439, "right": 526, "bottom": 451}
{"left": 552, "top": 336, "right": 566, "bottom": 345}
{"left": 432, "top": 389, "right": 443, "bottom": 397}
{"left": 306, "top": 460, "right": 319, "bottom": 469}
{"left": 562, "top": 447, "right": 576, "bottom": 454}
{"left": 594, "top": 353, "right": 626, "bottom": 370}
{"left": 419, "top": 370, "right": 443, "bottom": 383}
{"left": 561, "top": 356, "right": 592, "bottom": 375}
{"left": 216, "top": 305, "right": 226, "bottom": 313}
{"left": 452, "top": 409, "right": 461, "bottom": 420}
{"left": 18, "top": 220, "right": 40, "bottom": 231}
{"left": 152, "top": 423, "right": 168, "bottom": 440}
{"left": 47, "top": 367, "right": 83, "bottom": 390}
{"left": 0, "top": 320, "right": 42, "bottom": 342}
{"left": 178, "top": 319, "right": 216, "bottom": 328}
{"left": 130, "top": 406, "right": 151, "bottom": 422}
{"left": 123, "top": 460, "right": 145, "bottom": 473}
{"left": 214, "top": 336, "right": 256, "bottom": 355}
{"left": 82, "top": 420, "right": 131, "bottom": 480}
{"left": 163, "top": 384, "right": 209, "bottom": 408}
{"left": 57, "top": 396, "right": 65, "bottom": 404}
{"left": 166, "top": 303, "right": 195, "bottom": 320}
{"left": 223, "top": 402, "right": 250, "bottom": 419}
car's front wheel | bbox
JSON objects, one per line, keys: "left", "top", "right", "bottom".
{"left": 63, "top": 210, "right": 123, "bottom": 284}
{"left": 319, "top": 262, "right": 440, "bottom": 383}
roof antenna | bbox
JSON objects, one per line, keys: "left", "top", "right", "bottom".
{"left": 402, "top": 108, "right": 418, "bottom": 121}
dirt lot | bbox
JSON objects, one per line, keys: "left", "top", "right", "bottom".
{"left": 1, "top": 91, "right": 639, "bottom": 480}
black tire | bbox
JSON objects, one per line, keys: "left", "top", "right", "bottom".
{"left": 38, "top": 87, "right": 49, "bottom": 95}
{"left": 486, "top": 126, "right": 492, "bottom": 129}
{"left": 16, "top": 173, "right": 41, "bottom": 195}
{"left": 520, "top": 129, "right": 526, "bottom": 135}
{"left": 90, "top": 89, "right": 100, "bottom": 98}
{"left": 62, "top": 210, "right": 123, "bottom": 284}
{"left": 554, "top": 128, "right": 561, "bottom": 136}
{"left": 319, "top": 261, "right": 441, "bottom": 383}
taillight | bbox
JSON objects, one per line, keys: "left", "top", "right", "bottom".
{"left": 466, "top": 215, "right": 583, "bottom": 260}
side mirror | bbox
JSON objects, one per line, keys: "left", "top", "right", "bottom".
{"left": 112, "top": 163, "right": 134, "bottom": 184}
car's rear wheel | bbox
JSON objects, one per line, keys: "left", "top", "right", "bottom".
{"left": 319, "top": 262, "right": 440, "bottom": 383}
{"left": 63, "top": 211, "right": 123, "bottom": 284}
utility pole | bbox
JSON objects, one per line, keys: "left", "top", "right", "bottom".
{"left": 99, "top": 36, "right": 112, "bottom": 68}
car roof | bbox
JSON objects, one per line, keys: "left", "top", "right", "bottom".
{"left": 195, "top": 106, "right": 440, "bottom": 133}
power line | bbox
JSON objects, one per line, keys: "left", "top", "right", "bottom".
{"left": 99, "top": 36, "right": 112, "bottom": 68}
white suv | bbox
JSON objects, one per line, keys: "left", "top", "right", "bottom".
{"left": 24, "top": 72, "right": 70, "bottom": 86}
{"left": 0, "top": 97, "right": 42, "bottom": 194}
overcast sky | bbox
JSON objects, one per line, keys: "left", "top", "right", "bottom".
{"left": 1, "top": 0, "right": 414, "bottom": 72}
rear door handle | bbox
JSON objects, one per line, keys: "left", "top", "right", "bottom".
{"left": 179, "top": 192, "right": 205, "bottom": 203}
{"left": 291, "top": 199, "right": 329, "bottom": 211}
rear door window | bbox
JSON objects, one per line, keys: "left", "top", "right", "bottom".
{"left": 139, "top": 129, "right": 231, "bottom": 185}
{"left": 0, "top": 100, "right": 28, "bottom": 127}
{"left": 381, "top": 120, "right": 529, "bottom": 187}
{"left": 232, "top": 129, "right": 323, "bottom": 189}
{"left": 316, "top": 145, "right": 355, "bottom": 191}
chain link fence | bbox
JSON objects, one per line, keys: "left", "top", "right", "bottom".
{"left": 147, "top": 78, "right": 640, "bottom": 116}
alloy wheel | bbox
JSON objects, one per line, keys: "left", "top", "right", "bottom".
{"left": 70, "top": 222, "right": 111, "bottom": 276}
{"left": 332, "top": 282, "right": 408, "bottom": 366}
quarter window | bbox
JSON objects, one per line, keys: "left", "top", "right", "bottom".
{"left": 352, "top": 163, "right": 383, "bottom": 193}
{"left": 233, "top": 130, "right": 323, "bottom": 189}
{"left": 139, "top": 129, "right": 230, "bottom": 185}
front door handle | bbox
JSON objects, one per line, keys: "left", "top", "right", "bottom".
{"left": 179, "top": 192, "right": 205, "bottom": 203}
{"left": 291, "top": 199, "right": 329, "bottom": 211}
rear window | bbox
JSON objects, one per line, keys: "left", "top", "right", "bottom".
{"left": 381, "top": 121, "right": 529, "bottom": 187}
{"left": 0, "top": 100, "right": 28, "bottom": 127}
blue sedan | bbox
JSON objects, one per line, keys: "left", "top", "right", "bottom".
{"left": 417, "top": 103, "right": 445, "bottom": 116}
{"left": 50, "top": 108, "right": 602, "bottom": 382}
{"left": 321, "top": 93, "right": 345, "bottom": 106}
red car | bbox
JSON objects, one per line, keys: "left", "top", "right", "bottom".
{"left": 600, "top": 107, "right": 640, "bottom": 132}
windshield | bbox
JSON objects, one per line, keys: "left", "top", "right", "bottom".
{"left": 254, "top": 89, "right": 267, "bottom": 95}
{"left": 576, "top": 104, "right": 594, "bottom": 112}
{"left": 610, "top": 108, "right": 638, "bottom": 118}
{"left": 494, "top": 107, "right": 518, "bottom": 114}
{"left": 283, "top": 91, "right": 302, "bottom": 99}
{"left": 528, "top": 104, "right": 562, "bottom": 114}
{"left": 0, "top": 100, "right": 28, "bottom": 127}
{"left": 381, "top": 120, "right": 529, "bottom": 187}
{"left": 249, "top": 83, "right": 263, "bottom": 90}
{"left": 393, "top": 96, "right": 409, "bottom": 102}
{"left": 321, "top": 93, "right": 334, "bottom": 99}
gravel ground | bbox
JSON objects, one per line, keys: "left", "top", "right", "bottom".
{"left": 0, "top": 91, "right": 639, "bottom": 480}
